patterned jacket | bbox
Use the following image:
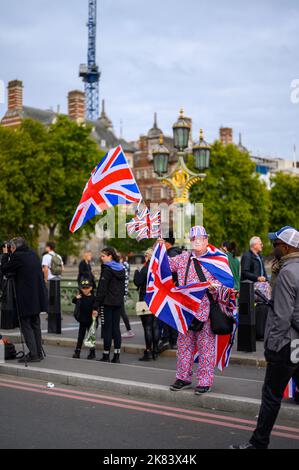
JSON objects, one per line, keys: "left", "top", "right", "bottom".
{"left": 169, "top": 251, "right": 233, "bottom": 322}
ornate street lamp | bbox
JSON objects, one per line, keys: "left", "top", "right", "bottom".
{"left": 172, "top": 109, "right": 191, "bottom": 151}
{"left": 151, "top": 110, "right": 210, "bottom": 203}
{"left": 152, "top": 134, "right": 170, "bottom": 176}
{"left": 192, "top": 129, "right": 211, "bottom": 171}
{"left": 150, "top": 109, "right": 211, "bottom": 246}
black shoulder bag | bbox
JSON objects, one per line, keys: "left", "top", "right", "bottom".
{"left": 187, "top": 256, "right": 235, "bottom": 336}
{"left": 184, "top": 256, "right": 204, "bottom": 332}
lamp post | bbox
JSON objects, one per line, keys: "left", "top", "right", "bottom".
{"left": 28, "top": 224, "right": 34, "bottom": 248}
{"left": 152, "top": 109, "right": 211, "bottom": 244}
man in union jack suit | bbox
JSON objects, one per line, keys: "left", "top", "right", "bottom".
{"left": 166, "top": 226, "right": 235, "bottom": 394}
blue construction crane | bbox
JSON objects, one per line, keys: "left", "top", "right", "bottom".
{"left": 79, "top": 0, "right": 101, "bottom": 121}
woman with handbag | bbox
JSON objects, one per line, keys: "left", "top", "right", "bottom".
{"left": 159, "top": 226, "right": 236, "bottom": 394}
{"left": 134, "top": 248, "right": 160, "bottom": 361}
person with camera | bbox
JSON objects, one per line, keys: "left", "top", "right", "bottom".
{"left": 0, "top": 237, "right": 47, "bottom": 363}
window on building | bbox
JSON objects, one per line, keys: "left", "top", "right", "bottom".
{"left": 145, "top": 188, "right": 153, "bottom": 200}
{"left": 153, "top": 187, "right": 161, "bottom": 201}
{"left": 161, "top": 187, "right": 169, "bottom": 199}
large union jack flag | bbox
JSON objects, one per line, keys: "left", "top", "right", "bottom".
{"left": 145, "top": 243, "right": 210, "bottom": 334}
{"left": 70, "top": 145, "right": 142, "bottom": 233}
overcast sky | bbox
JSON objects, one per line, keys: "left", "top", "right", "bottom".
{"left": 0, "top": 0, "right": 298, "bottom": 158}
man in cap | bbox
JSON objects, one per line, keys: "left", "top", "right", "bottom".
{"left": 161, "top": 226, "right": 235, "bottom": 394}
{"left": 231, "top": 226, "right": 299, "bottom": 449}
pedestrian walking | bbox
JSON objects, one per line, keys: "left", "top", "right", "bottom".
{"left": 72, "top": 278, "right": 97, "bottom": 360}
{"left": 134, "top": 248, "right": 160, "bottom": 361}
{"left": 77, "top": 250, "right": 96, "bottom": 289}
{"left": 120, "top": 254, "right": 135, "bottom": 338}
{"left": 230, "top": 226, "right": 299, "bottom": 449}
{"left": 42, "top": 241, "right": 64, "bottom": 282}
{"left": 161, "top": 226, "right": 235, "bottom": 394}
{"left": 94, "top": 247, "right": 125, "bottom": 364}
{"left": 241, "top": 236, "right": 271, "bottom": 339}
{"left": 0, "top": 237, "right": 47, "bottom": 362}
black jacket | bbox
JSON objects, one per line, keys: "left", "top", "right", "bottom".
{"left": 0, "top": 247, "right": 47, "bottom": 317}
{"left": 72, "top": 294, "right": 95, "bottom": 324}
{"left": 77, "top": 260, "right": 96, "bottom": 288}
{"left": 241, "top": 250, "right": 268, "bottom": 282}
{"left": 133, "top": 262, "right": 149, "bottom": 301}
{"left": 94, "top": 264, "right": 125, "bottom": 308}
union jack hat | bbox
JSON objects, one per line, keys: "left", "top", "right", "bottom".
{"left": 189, "top": 226, "right": 209, "bottom": 239}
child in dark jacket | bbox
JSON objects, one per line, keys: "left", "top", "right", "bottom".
{"left": 72, "top": 278, "right": 97, "bottom": 360}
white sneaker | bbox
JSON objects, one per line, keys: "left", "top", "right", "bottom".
{"left": 121, "top": 330, "right": 135, "bottom": 338}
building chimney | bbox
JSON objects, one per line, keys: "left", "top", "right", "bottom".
{"left": 220, "top": 127, "right": 233, "bottom": 146}
{"left": 68, "top": 90, "right": 85, "bottom": 123}
{"left": 8, "top": 80, "right": 23, "bottom": 110}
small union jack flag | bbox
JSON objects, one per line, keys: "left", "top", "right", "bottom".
{"left": 126, "top": 207, "right": 161, "bottom": 241}
{"left": 283, "top": 378, "right": 297, "bottom": 399}
{"left": 70, "top": 145, "right": 142, "bottom": 233}
{"left": 145, "top": 243, "right": 210, "bottom": 334}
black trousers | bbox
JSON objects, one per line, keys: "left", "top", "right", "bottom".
{"left": 141, "top": 314, "right": 160, "bottom": 352}
{"left": 76, "top": 321, "right": 92, "bottom": 350}
{"left": 250, "top": 343, "right": 299, "bottom": 449}
{"left": 20, "top": 315, "right": 42, "bottom": 357}
{"left": 160, "top": 323, "right": 178, "bottom": 346}
{"left": 120, "top": 303, "right": 131, "bottom": 331}
{"left": 102, "top": 305, "right": 122, "bottom": 352}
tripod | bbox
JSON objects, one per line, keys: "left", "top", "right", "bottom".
{"left": 10, "top": 276, "right": 46, "bottom": 366}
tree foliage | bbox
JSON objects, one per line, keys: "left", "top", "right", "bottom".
{"left": 270, "top": 172, "right": 299, "bottom": 230}
{"left": 189, "top": 141, "right": 270, "bottom": 253}
{"left": 0, "top": 117, "right": 105, "bottom": 255}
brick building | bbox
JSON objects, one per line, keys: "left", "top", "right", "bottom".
{"left": 0, "top": 80, "right": 136, "bottom": 166}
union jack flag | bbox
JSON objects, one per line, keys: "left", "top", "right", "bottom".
{"left": 194, "top": 324, "right": 238, "bottom": 371}
{"left": 283, "top": 378, "right": 297, "bottom": 399}
{"left": 126, "top": 207, "right": 161, "bottom": 241}
{"left": 70, "top": 145, "right": 142, "bottom": 233}
{"left": 198, "top": 245, "right": 234, "bottom": 288}
{"left": 145, "top": 243, "right": 210, "bottom": 334}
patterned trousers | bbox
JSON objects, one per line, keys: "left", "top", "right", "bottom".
{"left": 176, "top": 321, "right": 216, "bottom": 387}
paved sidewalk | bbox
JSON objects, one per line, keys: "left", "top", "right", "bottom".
{"left": 0, "top": 312, "right": 268, "bottom": 367}
{"left": 1, "top": 317, "right": 298, "bottom": 422}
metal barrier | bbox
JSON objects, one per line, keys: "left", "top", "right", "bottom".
{"left": 237, "top": 280, "right": 256, "bottom": 352}
{"left": 60, "top": 278, "right": 139, "bottom": 315}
